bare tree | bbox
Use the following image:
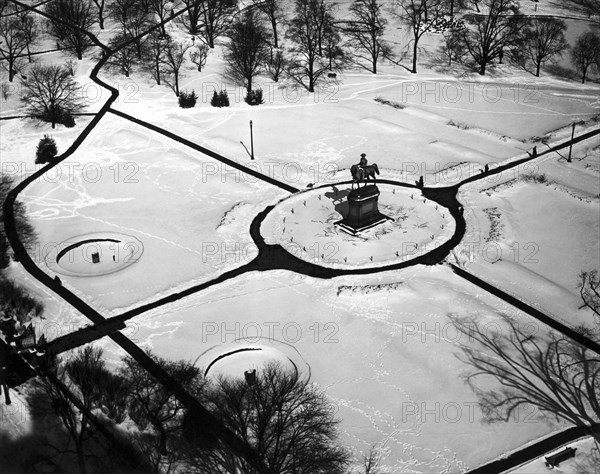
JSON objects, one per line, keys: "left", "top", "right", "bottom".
{"left": 347, "top": 0, "right": 392, "bottom": 74}
{"left": 16, "top": 10, "right": 40, "bottom": 63}
{"left": 443, "top": 0, "right": 469, "bottom": 16}
{"left": 512, "top": 17, "right": 568, "bottom": 77}
{"left": 250, "top": 0, "right": 284, "bottom": 49}
{"left": 178, "top": 0, "right": 204, "bottom": 35}
{"left": 142, "top": 30, "right": 167, "bottom": 84}
{"left": 323, "top": 20, "right": 348, "bottom": 72}
{"left": 362, "top": 444, "right": 382, "bottom": 474}
{"left": 571, "top": 32, "right": 600, "bottom": 84}
{"left": 107, "top": 33, "right": 138, "bottom": 77}
{"left": 0, "top": 16, "right": 28, "bottom": 81}
{"left": 20, "top": 63, "right": 85, "bottom": 128}
{"left": 198, "top": 0, "right": 237, "bottom": 48}
{"left": 148, "top": 0, "right": 170, "bottom": 34}
{"left": 109, "top": 0, "right": 150, "bottom": 59}
{"left": 451, "top": 314, "right": 600, "bottom": 445}
{"left": 0, "top": 176, "right": 38, "bottom": 268}
{"left": 120, "top": 354, "right": 205, "bottom": 474}
{"left": 0, "top": 277, "right": 44, "bottom": 325}
{"left": 223, "top": 10, "right": 269, "bottom": 94}
{"left": 579, "top": 269, "right": 600, "bottom": 323}
{"left": 181, "top": 362, "right": 349, "bottom": 474}
{"left": 312, "top": 0, "right": 335, "bottom": 57}
{"left": 438, "top": 28, "right": 466, "bottom": 66}
{"left": 34, "top": 347, "right": 108, "bottom": 474}
{"left": 189, "top": 42, "right": 209, "bottom": 71}
{"left": 266, "top": 47, "right": 286, "bottom": 82}
{"left": 286, "top": 0, "right": 333, "bottom": 92}
{"left": 91, "top": 0, "right": 107, "bottom": 29}
{"left": 45, "top": 0, "right": 96, "bottom": 60}
{"left": 160, "top": 40, "right": 190, "bottom": 96}
{"left": 394, "top": 0, "right": 446, "bottom": 74}
{"left": 455, "top": 0, "right": 524, "bottom": 75}
{"left": 569, "top": 0, "right": 600, "bottom": 19}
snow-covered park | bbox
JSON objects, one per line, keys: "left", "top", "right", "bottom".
{"left": 1, "top": 0, "right": 599, "bottom": 472}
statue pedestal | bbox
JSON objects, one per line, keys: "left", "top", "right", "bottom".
{"left": 335, "top": 185, "right": 392, "bottom": 235}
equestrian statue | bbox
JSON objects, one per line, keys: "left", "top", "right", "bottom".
{"left": 350, "top": 153, "right": 379, "bottom": 188}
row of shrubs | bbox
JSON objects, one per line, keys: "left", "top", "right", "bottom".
{"left": 178, "top": 89, "right": 264, "bottom": 108}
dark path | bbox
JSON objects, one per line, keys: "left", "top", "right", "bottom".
{"left": 450, "top": 264, "right": 600, "bottom": 355}
{"left": 108, "top": 108, "right": 299, "bottom": 194}
{"left": 466, "top": 424, "right": 600, "bottom": 474}
{"left": 3, "top": 0, "right": 600, "bottom": 470}
{"left": 2, "top": 2, "right": 271, "bottom": 471}
{"left": 107, "top": 179, "right": 465, "bottom": 324}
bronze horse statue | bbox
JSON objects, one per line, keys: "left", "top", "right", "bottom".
{"left": 350, "top": 163, "right": 379, "bottom": 188}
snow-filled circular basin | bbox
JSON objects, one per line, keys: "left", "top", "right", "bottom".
{"left": 45, "top": 232, "right": 144, "bottom": 277}
{"left": 198, "top": 339, "right": 310, "bottom": 382}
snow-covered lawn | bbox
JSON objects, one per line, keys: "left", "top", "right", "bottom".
{"left": 456, "top": 130, "right": 600, "bottom": 330}
{"left": 1, "top": 3, "right": 599, "bottom": 471}
{"left": 15, "top": 115, "right": 286, "bottom": 314}
{"left": 106, "top": 266, "right": 562, "bottom": 472}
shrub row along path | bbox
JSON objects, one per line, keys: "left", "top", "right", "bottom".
{"left": 3, "top": 0, "right": 600, "bottom": 471}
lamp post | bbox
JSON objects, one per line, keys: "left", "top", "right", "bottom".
{"left": 567, "top": 120, "right": 578, "bottom": 163}
{"left": 250, "top": 120, "right": 254, "bottom": 160}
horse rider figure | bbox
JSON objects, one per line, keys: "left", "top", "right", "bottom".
{"left": 354, "top": 153, "right": 368, "bottom": 182}
{"left": 350, "top": 153, "right": 379, "bottom": 188}
{"left": 359, "top": 153, "right": 368, "bottom": 175}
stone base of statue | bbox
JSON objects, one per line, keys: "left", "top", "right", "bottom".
{"left": 335, "top": 184, "right": 392, "bottom": 235}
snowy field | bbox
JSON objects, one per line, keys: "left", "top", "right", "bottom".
{"left": 94, "top": 266, "right": 561, "bottom": 472}
{"left": 1, "top": 1, "right": 600, "bottom": 472}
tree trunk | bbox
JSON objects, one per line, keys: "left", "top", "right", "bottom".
{"left": 76, "top": 440, "right": 87, "bottom": 474}
{"left": 99, "top": 13, "right": 104, "bottom": 29}
{"left": 271, "top": 19, "right": 278, "bottom": 48}
{"left": 175, "top": 74, "right": 179, "bottom": 96}
{"left": 535, "top": 61, "right": 541, "bottom": 77}
{"left": 412, "top": 40, "right": 418, "bottom": 73}
{"left": 156, "top": 63, "right": 161, "bottom": 85}
{"left": 479, "top": 62, "right": 486, "bottom": 75}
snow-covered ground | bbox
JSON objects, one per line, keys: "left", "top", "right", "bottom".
{"left": 1, "top": 2, "right": 600, "bottom": 472}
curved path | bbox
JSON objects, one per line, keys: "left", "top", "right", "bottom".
{"left": 2, "top": 1, "right": 270, "bottom": 471}
{"left": 3, "top": 0, "right": 600, "bottom": 471}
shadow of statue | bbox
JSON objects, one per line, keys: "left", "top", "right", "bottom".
{"left": 324, "top": 186, "right": 350, "bottom": 217}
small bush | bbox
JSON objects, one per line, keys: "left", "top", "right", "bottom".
{"left": 35, "top": 135, "right": 58, "bottom": 164}
{"left": 210, "top": 90, "right": 230, "bottom": 107}
{"left": 374, "top": 96, "right": 406, "bottom": 109}
{"left": 245, "top": 89, "right": 264, "bottom": 106}
{"left": 60, "top": 109, "right": 75, "bottom": 127}
{"left": 178, "top": 90, "right": 198, "bottom": 108}
{"left": 447, "top": 119, "right": 470, "bottom": 129}
{"left": 521, "top": 173, "right": 548, "bottom": 184}
{"left": 37, "top": 107, "right": 75, "bottom": 128}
